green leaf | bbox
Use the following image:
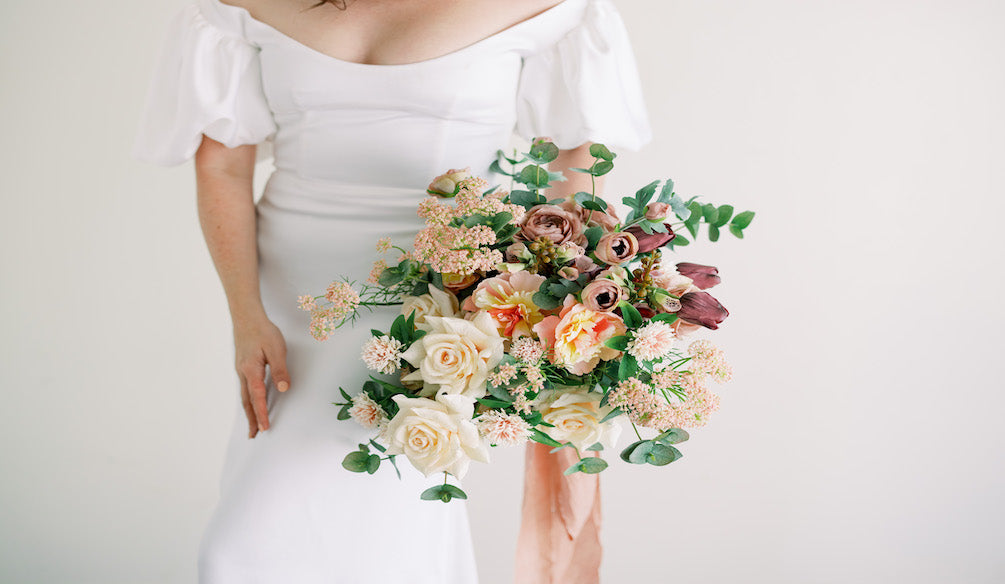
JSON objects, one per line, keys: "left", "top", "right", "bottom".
{"left": 488, "top": 381, "right": 515, "bottom": 402}
{"left": 646, "top": 443, "right": 681, "bottom": 466}
{"left": 589, "top": 143, "right": 616, "bottom": 161}
{"left": 378, "top": 267, "right": 404, "bottom": 287}
{"left": 634, "top": 180, "right": 660, "bottom": 208}
{"left": 670, "top": 234, "right": 690, "bottom": 247}
{"left": 580, "top": 457, "right": 609, "bottom": 473}
{"left": 731, "top": 210, "right": 755, "bottom": 229}
{"left": 574, "top": 190, "right": 608, "bottom": 211}
{"left": 488, "top": 159, "right": 511, "bottom": 177}
{"left": 337, "top": 404, "right": 351, "bottom": 420}
{"left": 592, "top": 160, "right": 615, "bottom": 176}
{"left": 708, "top": 224, "right": 720, "bottom": 242}
{"left": 532, "top": 290, "right": 562, "bottom": 311}
{"left": 627, "top": 440, "right": 655, "bottom": 464}
{"left": 584, "top": 225, "right": 603, "bottom": 249}
{"left": 618, "top": 353, "right": 638, "bottom": 380}
{"left": 586, "top": 442, "right": 605, "bottom": 452}
{"left": 510, "top": 189, "right": 547, "bottom": 209}
{"left": 657, "top": 179, "right": 675, "bottom": 204}
{"left": 702, "top": 203, "right": 719, "bottom": 224}
{"left": 387, "top": 454, "right": 402, "bottom": 479}
{"left": 564, "top": 461, "right": 583, "bottom": 476}
{"left": 368, "top": 439, "right": 387, "bottom": 453}
{"left": 530, "top": 429, "right": 564, "bottom": 448}
{"left": 684, "top": 220, "right": 698, "bottom": 239}
{"left": 529, "top": 140, "right": 560, "bottom": 164}
{"left": 477, "top": 397, "right": 512, "bottom": 409}
{"left": 729, "top": 224, "right": 745, "bottom": 239}
{"left": 620, "top": 440, "right": 647, "bottom": 463}
{"left": 339, "top": 387, "right": 352, "bottom": 401}
{"left": 620, "top": 302, "right": 643, "bottom": 328}
{"left": 669, "top": 193, "right": 690, "bottom": 221}
{"left": 366, "top": 454, "right": 381, "bottom": 474}
{"left": 650, "top": 312, "right": 679, "bottom": 325}
{"left": 713, "top": 205, "right": 734, "bottom": 227}
{"left": 518, "top": 165, "right": 551, "bottom": 188}
{"left": 603, "top": 335, "right": 630, "bottom": 351}
{"left": 342, "top": 451, "right": 370, "bottom": 473}
{"left": 420, "top": 484, "right": 468, "bottom": 503}
{"left": 655, "top": 428, "right": 690, "bottom": 444}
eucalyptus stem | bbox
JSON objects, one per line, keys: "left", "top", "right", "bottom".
{"left": 631, "top": 421, "right": 643, "bottom": 441}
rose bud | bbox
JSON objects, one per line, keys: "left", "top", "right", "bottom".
{"left": 558, "top": 266, "right": 579, "bottom": 280}
{"left": 555, "top": 241, "right": 586, "bottom": 264}
{"left": 675, "top": 262, "right": 721, "bottom": 289}
{"left": 506, "top": 242, "right": 532, "bottom": 263}
{"left": 517, "top": 204, "right": 587, "bottom": 245}
{"left": 597, "top": 266, "right": 629, "bottom": 285}
{"left": 649, "top": 288, "right": 682, "bottom": 313}
{"left": 625, "top": 224, "right": 676, "bottom": 253}
{"left": 581, "top": 278, "right": 624, "bottom": 312}
{"left": 644, "top": 202, "right": 671, "bottom": 221}
{"left": 677, "top": 291, "right": 729, "bottom": 330}
{"left": 426, "top": 168, "right": 471, "bottom": 197}
{"left": 594, "top": 232, "right": 639, "bottom": 265}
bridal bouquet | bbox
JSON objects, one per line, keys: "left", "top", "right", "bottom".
{"left": 300, "top": 139, "right": 753, "bottom": 502}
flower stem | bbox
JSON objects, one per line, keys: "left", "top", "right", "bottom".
{"left": 631, "top": 421, "right": 643, "bottom": 441}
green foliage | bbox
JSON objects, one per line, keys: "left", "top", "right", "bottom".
{"left": 589, "top": 143, "right": 616, "bottom": 161}
{"left": 509, "top": 189, "right": 548, "bottom": 209}
{"left": 584, "top": 225, "right": 604, "bottom": 249}
{"left": 619, "top": 302, "right": 643, "bottom": 328}
{"left": 617, "top": 354, "right": 638, "bottom": 380}
{"left": 574, "top": 191, "right": 608, "bottom": 212}
{"left": 564, "top": 456, "right": 609, "bottom": 475}
{"left": 517, "top": 165, "right": 552, "bottom": 189}
{"left": 530, "top": 429, "right": 564, "bottom": 448}
{"left": 620, "top": 439, "right": 684, "bottom": 466}
{"left": 655, "top": 428, "right": 690, "bottom": 445}
{"left": 420, "top": 484, "right": 468, "bottom": 503}
{"left": 599, "top": 408, "right": 624, "bottom": 424}
{"left": 603, "top": 335, "right": 630, "bottom": 351}
{"left": 528, "top": 140, "right": 560, "bottom": 164}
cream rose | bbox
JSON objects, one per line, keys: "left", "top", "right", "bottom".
{"left": 402, "top": 286, "right": 460, "bottom": 330}
{"left": 384, "top": 394, "right": 489, "bottom": 478}
{"left": 400, "top": 311, "right": 504, "bottom": 398}
{"left": 538, "top": 390, "right": 621, "bottom": 451}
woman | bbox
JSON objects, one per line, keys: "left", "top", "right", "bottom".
{"left": 133, "top": 0, "right": 650, "bottom": 581}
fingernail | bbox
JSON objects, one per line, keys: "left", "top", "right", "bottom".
{"left": 278, "top": 381, "right": 289, "bottom": 392}
{"left": 258, "top": 424, "right": 266, "bottom": 432}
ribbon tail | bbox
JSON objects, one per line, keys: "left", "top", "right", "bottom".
{"left": 514, "top": 442, "right": 602, "bottom": 584}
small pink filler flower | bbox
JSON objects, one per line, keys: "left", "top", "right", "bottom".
{"left": 361, "top": 335, "right": 405, "bottom": 375}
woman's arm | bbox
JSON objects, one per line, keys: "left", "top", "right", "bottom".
{"left": 545, "top": 142, "right": 607, "bottom": 201}
{"left": 194, "top": 135, "right": 290, "bottom": 438}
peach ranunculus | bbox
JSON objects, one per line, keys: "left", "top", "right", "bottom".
{"left": 461, "top": 270, "right": 547, "bottom": 338}
{"left": 383, "top": 394, "right": 489, "bottom": 478}
{"left": 594, "top": 231, "right": 639, "bottom": 265}
{"left": 532, "top": 297, "right": 627, "bottom": 375}
{"left": 400, "top": 311, "right": 504, "bottom": 399}
{"left": 580, "top": 278, "right": 624, "bottom": 312}
{"left": 402, "top": 285, "right": 460, "bottom": 330}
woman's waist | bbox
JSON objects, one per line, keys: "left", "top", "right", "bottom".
{"left": 259, "top": 170, "right": 428, "bottom": 222}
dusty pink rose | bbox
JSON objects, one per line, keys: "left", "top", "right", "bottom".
{"left": 560, "top": 200, "right": 620, "bottom": 232}
{"left": 533, "top": 297, "right": 627, "bottom": 375}
{"left": 677, "top": 291, "right": 729, "bottom": 330}
{"left": 644, "top": 202, "right": 671, "bottom": 221}
{"left": 594, "top": 232, "right": 639, "bottom": 265}
{"left": 581, "top": 278, "right": 624, "bottom": 312}
{"left": 675, "top": 262, "right": 721, "bottom": 289}
{"left": 517, "top": 204, "right": 586, "bottom": 246}
{"left": 461, "top": 270, "right": 547, "bottom": 338}
{"left": 625, "top": 224, "right": 676, "bottom": 253}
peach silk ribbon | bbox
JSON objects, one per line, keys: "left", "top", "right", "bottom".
{"left": 514, "top": 442, "right": 602, "bottom": 584}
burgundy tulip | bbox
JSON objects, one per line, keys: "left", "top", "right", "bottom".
{"left": 676, "top": 262, "right": 721, "bottom": 289}
{"left": 635, "top": 305, "right": 656, "bottom": 319}
{"left": 625, "top": 224, "right": 676, "bottom": 253}
{"left": 677, "top": 291, "right": 729, "bottom": 330}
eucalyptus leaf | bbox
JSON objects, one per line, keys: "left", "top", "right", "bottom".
{"left": 584, "top": 225, "right": 603, "bottom": 249}
{"left": 529, "top": 140, "right": 560, "bottom": 164}
{"left": 702, "top": 203, "right": 719, "bottom": 224}
{"left": 714, "top": 204, "right": 734, "bottom": 227}
{"left": 657, "top": 179, "right": 675, "bottom": 204}
{"left": 592, "top": 161, "right": 614, "bottom": 176}
{"left": 366, "top": 454, "right": 381, "bottom": 474}
{"left": 599, "top": 408, "right": 624, "bottom": 424}
{"left": 589, "top": 143, "right": 615, "bottom": 161}
{"left": 342, "top": 451, "right": 370, "bottom": 473}
{"left": 729, "top": 224, "right": 745, "bottom": 239}
{"left": 518, "top": 165, "right": 551, "bottom": 188}
{"left": 731, "top": 210, "right": 755, "bottom": 229}
{"left": 627, "top": 440, "right": 655, "bottom": 464}
{"left": 669, "top": 193, "right": 690, "bottom": 221}
{"left": 620, "top": 440, "right": 647, "bottom": 463}
{"left": 646, "top": 443, "right": 679, "bottom": 466}
{"left": 708, "top": 224, "right": 720, "bottom": 242}
{"left": 620, "top": 303, "right": 643, "bottom": 328}
{"left": 579, "top": 457, "right": 609, "bottom": 473}
{"left": 655, "top": 428, "right": 690, "bottom": 444}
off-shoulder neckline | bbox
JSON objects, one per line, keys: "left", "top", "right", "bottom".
{"left": 211, "top": 0, "right": 586, "bottom": 69}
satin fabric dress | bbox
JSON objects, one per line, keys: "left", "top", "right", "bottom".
{"left": 133, "top": 0, "right": 650, "bottom": 582}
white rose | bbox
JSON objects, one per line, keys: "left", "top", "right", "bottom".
{"left": 400, "top": 312, "right": 504, "bottom": 399}
{"left": 384, "top": 394, "right": 489, "bottom": 478}
{"left": 402, "top": 286, "right": 460, "bottom": 330}
{"left": 538, "top": 390, "right": 621, "bottom": 452}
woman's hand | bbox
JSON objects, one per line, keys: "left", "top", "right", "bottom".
{"left": 233, "top": 312, "right": 291, "bottom": 438}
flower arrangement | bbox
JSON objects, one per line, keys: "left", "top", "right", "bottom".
{"left": 301, "top": 139, "right": 754, "bottom": 501}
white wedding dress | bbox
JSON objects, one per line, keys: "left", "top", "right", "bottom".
{"left": 133, "top": 0, "right": 649, "bottom": 582}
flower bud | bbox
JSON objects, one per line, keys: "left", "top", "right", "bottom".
{"left": 625, "top": 224, "right": 676, "bottom": 253}
{"left": 644, "top": 202, "right": 671, "bottom": 221}
{"left": 677, "top": 291, "right": 729, "bottom": 330}
{"left": 558, "top": 266, "right": 579, "bottom": 280}
{"left": 675, "top": 262, "right": 721, "bottom": 289}
{"left": 426, "top": 168, "right": 471, "bottom": 198}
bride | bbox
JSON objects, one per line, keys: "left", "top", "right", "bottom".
{"left": 134, "top": 0, "right": 650, "bottom": 581}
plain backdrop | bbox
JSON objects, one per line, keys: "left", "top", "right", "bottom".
{"left": 2, "top": 0, "right": 1003, "bottom": 582}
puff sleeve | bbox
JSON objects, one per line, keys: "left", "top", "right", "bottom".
{"left": 132, "top": 1, "right": 276, "bottom": 166}
{"left": 515, "top": 0, "right": 652, "bottom": 152}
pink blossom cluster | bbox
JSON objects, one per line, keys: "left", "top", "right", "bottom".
{"left": 417, "top": 197, "right": 455, "bottom": 225}
{"left": 608, "top": 377, "right": 678, "bottom": 429}
{"left": 687, "top": 340, "right": 733, "bottom": 383}
{"left": 649, "top": 369, "right": 722, "bottom": 428}
{"left": 488, "top": 363, "right": 518, "bottom": 386}
{"left": 413, "top": 224, "right": 502, "bottom": 275}
{"left": 510, "top": 337, "right": 545, "bottom": 363}
{"left": 367, "top": 259, "right": 388, "bottom": 285}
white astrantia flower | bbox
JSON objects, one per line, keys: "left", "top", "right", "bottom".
{"left": 348, "top": 392, "right": 387, "bottom": 429}
{"left": 626, "top": 321, "right": 677, "bottom": 362}
{"left": 360, "top": 335, "right": 405, "bottom": 374}
{"left": 399, "top": 312, "right": 504, "bottom": 399}
{"left": 537, "top": 390, "right": 621, "bottom": 452}
{"left": 383, "top": 394, "right": 489, "bottom": 478}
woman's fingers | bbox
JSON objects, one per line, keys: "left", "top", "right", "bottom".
{"left": 241, "top": 359, "right": 270, "bottom": 433}
{"left": 239, "top": 376, "right": 258, "bottom": 439}
{"left": 266, "top": 341, "right": 291, "bottom": 393}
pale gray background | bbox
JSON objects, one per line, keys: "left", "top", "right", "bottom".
{"left": 2, "top": 0, "right": 1003, "bottom": 582}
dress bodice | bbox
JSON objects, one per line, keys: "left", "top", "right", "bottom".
{"left": 133, "top": 0, "right": 651, "bottom": 188}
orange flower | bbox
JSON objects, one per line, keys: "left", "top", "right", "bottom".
{"left": 533, "top": 297, "right": 626, "bottom": 375}
{"left": 461, "top": 271, "right": 547, "bottom": 338}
